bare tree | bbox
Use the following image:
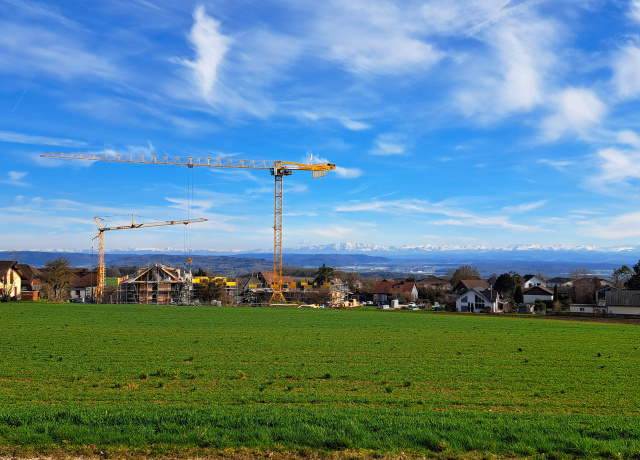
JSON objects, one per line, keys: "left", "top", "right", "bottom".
{"left": 570, "top": 267, "right": 599, "bottom": 304}
{"left": 42, "top": 257, "right": 74, "bottom": 300}
{"left": 448, "top": 265, "right": 480, "bottom": 288}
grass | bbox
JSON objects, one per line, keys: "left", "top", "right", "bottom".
{"left": 1, "top": 301, "right": 639, "bottom": 458}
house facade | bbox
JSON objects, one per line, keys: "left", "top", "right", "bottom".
{"left": 522, "top": 285, "right": 554, "bottom": 304}
{"left": 455, "top": 287, "right": 501, "bottom": 313}
{"left": 0, "top": 261, "right": 22, "bottom": 300}
{"left": 604, "top": 291, "right": 640, "bottom": 315}
{"left": 523, "top": 275, "right": 546, "bottom": 289}
{"left": 417, "top": 277, "right": 451, "bottom": 292}
{"left": 18, "top": 264, "right": 43, "bottom": 301}
{"left": 372, "top": 280, "right": 418, "bottom": 303}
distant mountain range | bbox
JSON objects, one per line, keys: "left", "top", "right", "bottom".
{"left": 3, "top": 243, "right": 639, "bottom": 278}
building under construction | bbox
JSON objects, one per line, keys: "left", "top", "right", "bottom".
{"left": 117, "top": 264, "right": 191, "bottom": 305}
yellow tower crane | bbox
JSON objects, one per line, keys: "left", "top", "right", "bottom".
{"left": 93, "top": 215, "right": 208, "bottom": 303}
{"left": 41, "top": 152, "right": 336, "bottom": 302}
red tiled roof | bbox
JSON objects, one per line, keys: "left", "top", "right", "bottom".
{"left": 372, "top": 280, "right": 416, "bottom": 295}
{"left": 259, "top": 271, "right": 294, "bottom": 284}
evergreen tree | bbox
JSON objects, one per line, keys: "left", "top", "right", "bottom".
{"left": 514, "top": 285, "right": 524, "bottom": 304}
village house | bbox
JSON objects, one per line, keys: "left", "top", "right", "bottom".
{"left": 70, "top": 269, "right": 98, "bottom": 302}
{"left": 18, "top": 264, "right": 43, "bottom": 301}
{"left": 416, "top": 277, "right": 451, "bottom": 292}
{"left": 455, "top": 286, "right": 502, "bottom": 313}
{"left": 372, "top": 279, "right": 418, "bottom": 303}
{"left": 522, "top": 285, "right": 554, "bottom": 304}
{"left": 453, "top": 279, "right": 490, "bottom": 295}
{"left": 0, "top": 261, "right": 23, "bottom": 300}
{"left": 522, "top": 275, "right": 546, "bottom": 289}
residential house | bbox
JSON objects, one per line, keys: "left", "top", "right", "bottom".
{"left": 372, "top": 279, "right": 418, "bottom": 303}
{"left": 522, "top": 285, "right": 554, "bottom": 304}
{"left": 416, "top": 277, "right": 451, "bottom": 292}
{"left": 547, "top": 277, "right": 573, "bottom": 288}
{"left": 455, "top": 286, "right": 502, "bottom": 313}
{"left": 257, "top": 271, "right": 295, "bottom": 290}
{"left": 0, "top": 261, "right": 23, "bottom": 300}
{"left": 604, "top": 291, "right": 640, "bottom": 315}
{"left": 453, "top": 279, "right": 490, "bottom": 295}
{"left": 70, "top": 269, "right": 98, "bottom": 302}
{"left": 523, "top": 275, "right": 546, "bottom": 289}
{"left": 18, "top": 264, "right": 43, "bottom": 300}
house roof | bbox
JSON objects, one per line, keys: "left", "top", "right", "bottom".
{"left": 17, "top": 264, "right": 43, "bottom": 283}
{"left": 0, "top": 260, "right": 20, "bottom": 277}
{"left": 459, "top": 287, "right": 498, "bottom": 303}
{"left": 417, "top": 277, "right": 449, "bottom": 286}
{"left": 523, "top": 285, "right": 553, "bottom": 296}
{"left": 605, "top": 290, "right": 640, "bottom": 307}
{"left": 71, "top": 271, "right": 98, "bottom": 288}
{"left": 454, "top": 279, "right": 490, "bottom": 291}
{"left": 547, "top": 277, "right": 571, "bottom": 285}
{"left": 259, "top": 271, "right": 294, "bottom": 284}
{"left": 372, "top": 280, "right": 416, "bottom": 295}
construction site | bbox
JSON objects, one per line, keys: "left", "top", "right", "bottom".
{"left": 41, "top": 152, "right": 337, "bottom": 306}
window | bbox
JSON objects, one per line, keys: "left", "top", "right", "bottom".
{"left": 579, "top": 307, "right": 585, "bottom": 312}
{"left": 474, "top": 294, "right": 486, "bottom": 308}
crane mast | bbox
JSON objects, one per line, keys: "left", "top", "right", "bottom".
{"left": 43, "top": 152, "right": 335, "bottom": 302}
{"left": 93, "top": 215, "right": 208, "bottom": 303}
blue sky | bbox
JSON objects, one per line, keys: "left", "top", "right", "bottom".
{"left": 2, "top": 0, "right": 640, "bottom": 253}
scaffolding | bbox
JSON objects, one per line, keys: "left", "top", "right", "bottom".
{"left": 117, "top": 264, "right": 191, "bottom": 305}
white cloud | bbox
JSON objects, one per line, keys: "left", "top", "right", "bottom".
{"left": 541, "top": 88, "right": 607, "bottom": 140}
{"left": 616, "top": 130, "right": 640, "bottom": 148}
{"left": 613, "top": 45, "right": 640, "bottom": 99}
{"left": 340, "top": 119, "right": 371, "bottom": 131}
{"left": 369, "top": 134, "right": 405, "bottom": 155}
{"left": 596, "top": 147, "right": 640, "bottom": 183}
{"left": 315, "top": 0, "right": 444, "bottom": 76}
{"left": 629, "top": 0, "right": 640, "bottom": 23}
{"left": 0, "top": 130, "right": 88, "bottom": 147}
{"left": 311, "top": 225, "right": 356, "bottom": 239}
{"left": 177, "top": 5, "right": 231, "bottom": 101}
{"left": 0, "top": 21, "right": 116, "bottom": 81}
{"left": 455, "top": 12, "right": 558, "bottom": 118}
{"left": 502, "top": 200, "right": 547, "bottom": 213}
{"left": 582, "top": 211, "right": 640, "bottom": 239}
{"left": 0, "top": 171, "right": 28, "bottom": 187}
{"left": 335, "top": 198, "right": 535, "bottom": 230}
{"left": 334, "top": 167, "right": 363, "bottom": 179}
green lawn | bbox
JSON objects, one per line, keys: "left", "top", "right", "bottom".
{"left": 1, "top": 302, "right": 639, "bottom": 458}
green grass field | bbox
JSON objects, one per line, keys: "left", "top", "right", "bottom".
{"left": 1, "top": 302, "right": 639, "bottom": 458}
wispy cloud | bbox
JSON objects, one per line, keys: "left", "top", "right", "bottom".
{"left": 335, "top": 198, "right": 535, "bottom": 231}
{"left": 334, "top": 167, "right": 363, "bottom": 179}
{"left": 612, "top": 45, "right": 640, "bottom": 99}
{"left": 0, "top": 171, "right": 28, "bottom": 187}
{"left": 176, "top": 5, "right": 231, "bottom": 102}
{"left": 581, "top": 211, "right": 640, "bottom": 239}
{"left": 541, "top": 87, "right": 607, "bottom": 140}
{"left": 502, "top": 200, "right": 547, "bottom": 213}
{"left": 369, "top": 133, "right": 405, "bottom": 155}
{"left": 0, "top": 130, "right": 87, "bottom": 147}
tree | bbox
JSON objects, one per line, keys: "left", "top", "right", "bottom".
{"left": 514, "top": 285, "right": 524, "bottom": 304}
{"left": 314, "top": 264, "right": 334, "bottom": 285}
{"left": 335, "top": 270, "right": 364, "bottom": 292}
{"left": 194, "top": 267, "right": 208, "bottom": 277}
{"left": 625, "top": 260, "right": 640, "bottom": 290}
{"left": 612, "top": 265, "right": 632, "bottom": 287}
{"left": 571, "top": 267, "right": 600, "bottom": 303}
{"left": 448, "top": 265, "right": 480, "bottom": 288}
{"left": 494, "top": 273, "right": 515, "bottom": 296}
{"left": 194, "top": 279, "right": 231, "bottom": 304}
{"left": 42, "top": 257, "right": 74, "bottom": 300}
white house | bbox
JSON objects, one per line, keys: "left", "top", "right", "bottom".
{"left": 523, "top": 285, "right": 554, "bottom": 304}
{"left": 456, "top": 287, "right": 501, "bottom": 313}
{"left": 523, "top": 275, "right": 546, "bottom": 289}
